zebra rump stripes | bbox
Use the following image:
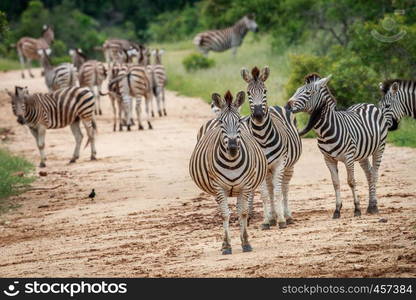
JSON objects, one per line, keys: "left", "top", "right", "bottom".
{"left": 189, "top": 91, "right": 267, "bottom": 254}
{"left": 7, "top": 86, "right": 97, "bottom": 167}
{"left": 288, "top": 73, "right": 388, "bottom": 218}
{"left": 193, "top": 14, "right": 258, "bottom": 57}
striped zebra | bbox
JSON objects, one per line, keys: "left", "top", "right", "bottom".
{"left": 16, "top": 24, "right": 54, "bottom": 78}
{"left": 102, "top": 39, "right": 143, "bottom": 67}
{"left": 105, "top": 63, "right": 126, "bottom": 131}
{"left": 287, "top": 73, "right": 389, "bottom": 218}
{"left": 108, "top": 63, "right": 153, "bottom": 131}
{"left": 379, "top": 79, "right": 416, "bottom": 130}
{"left": 189, "top": 91, "right": 267, "bottom": 254}
{"left": 193, "top": 14, "right": 258, "bottom": 57}
{"left": 6, "top": 86, "right": 96, "bottom": 167}
{"left": 38, "top": 49, "right": 77, "bottom": 92}
{"left": 70, "top": 48, "right": 107, "bottom": 115}
{"left": 151, "top": 49, "right": 167, "bottom": 117}
{"left": 241, "top": 66, "right": 302, "bottom": 229}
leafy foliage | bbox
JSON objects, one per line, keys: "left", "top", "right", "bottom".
{"left": 182, "top": 53, "right": 215, "bottom": 72}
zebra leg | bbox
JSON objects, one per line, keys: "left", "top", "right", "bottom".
{"left": 367, "top": 149, "right": 384, "bottom": 214}
{"left": 83, "top": 119, "right": 97, "bottom": 160}
{"left": 237, "top": 190, "right": 252, "bottom": 252}
{"left": 345, "top": 159, "right": 360, "bottom": 217}
{"left": 145, "top": 92, "right": 153, "bottom": 129}
{"left": 216, "top": 189, "right": 232, "bottom": 255}
{"left": 26, "top": 58, "right": 35, "bottom": 78}
{"left": 231, "top": 47, "right": 237, "bottom": 58}
{"left": 122, "top": 94, "right": 132, "bottom": 131}
{"left": 325, "top": 157, "right": 342, "bottom": 219}
{"left": 118, "top": 99, "right": 124, "bottom": 131}
{"left": 109, "top": 94, "right": 117, "bottom": 131}
{"left": 282, "top": 166, "right": 294, "bottom": 224}
{"left": 162, "top": 88, "right": 167, "bottom": 116}
{"left": 271, "top": 161, "right": 286, "bottom": 229}
{"left": 135, "top": 98, "right": 144, "bottom": 130}
{"left": 30, "top": 126, "right": 46, "bottom": 168}
{"left": 155, "top": 87, "right": 162, "bottom": 117}
{"left": 96, "top": 85, "right": 102, "bottom": 115}
{"left": 69, "top": 119, "right": 83, "bottom": 163}
{"left": 260, "top": 175, "right": 273, "bottom": 230}
{"left": 247, "top": 191, "right": 254, "bottom": 226}
{"left": 18, "top": 50, "right": 26, "bottom": 79}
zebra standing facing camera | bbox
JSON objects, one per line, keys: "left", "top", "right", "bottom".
{"left": 241, "top": 66, "right": 302, "bottom": 229}
{"left": 189, "top": 91, "right": 267, "bottom": 255}
{"left": 6, "top": 86, "right": 97, "bottom": 167}
{"left": 193, "top": 14, "right": 258, "bottom": 57}
{"left": 287, "top": 73, "right": 389, "bottom": 218}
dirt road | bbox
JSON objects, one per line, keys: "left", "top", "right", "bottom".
{"left": 0, "top": 68, "right": 415, "bottom": 277}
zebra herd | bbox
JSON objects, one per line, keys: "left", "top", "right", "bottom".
{"left": 9, "top": 25, "right": 167, "bottom": 167}
{"left": 189, "top": 66, "right": 415, "bottom": 255}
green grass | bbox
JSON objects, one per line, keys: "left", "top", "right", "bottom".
{"left": 0, "top": 58, "right": 20, "bottom": 71}
{"left": 387, "top": 117, "right": 416, "bottom": 148}
{"left": 0, "top": 148, "right": 35, "bottom": 213}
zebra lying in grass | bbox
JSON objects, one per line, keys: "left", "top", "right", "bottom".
{"left": 193, "top": 14, "right": 258, "bottom": 57}
{"left": 241, "top": 66, "right": 302, "bottom": 229}
{"left": 379, "top": 79, "right": 416, "bottom": 130}
{"left": 190, "top": 91, "right": 267, "bottom": 254}
{"left": 6, "top": 86, "right": 96, "bottom": 167}
{"left": 38, "top": 49, "right": 77, "bottom": 92}
{"left": 288, "top": 73, "right": 389, "bottom": 218}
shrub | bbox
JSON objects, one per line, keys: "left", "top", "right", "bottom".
{"left": 182, "top": 53, "right": 215, "bottom": 72}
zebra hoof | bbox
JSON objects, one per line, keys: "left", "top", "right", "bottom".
{"left": 158, "top": 111, "right": 162, "bottom": 117}
{"left": 30, "top": 73, "right": 35, "bottom": 78}
{"left": 151, "top": 111, "right": 155, "bottom": 117}
{"left": 138, "top": 125, "right": 144, "bottom": 130}
{"left": 354, "top": 209, "right": 362, "bottom": 217}
{"left": 278, "top": 221, "right": 287, "bottom": 229}
{"left": 148, "top": 122, "right": 153, "bottom": 130}
{"left": 222, "top": 248, "right": 232, "bottom": 255}
{"left": 269, "top": 219, "right": 277, "bottom": 226}
{"left": 163, "top": 109, "right": 167, "bottom": 116}
{"left": 69, "top": 158, "right": 77, "bottom": 163}
{"left": 99, "top": 110, "right": 102, "bottom": 115}
{"left": 39, "top": 162, "right": 46, "bottom": 168}
{"left": 242, "top": 244, "right": 252, "bottom": 253}
{"left": 333, "top": 211, "right": 341, "bottom": 219}
{"left": 90, "top": 156, "right": 97, "bottom": 161}
{"left": 366, "top": 205, "right": 379, "bottom": 214}
{"left": 286, "top": 217, "right": 294, "bottom": 225}
{"left": 21, "top": 74, "right": 25, "bottom": 79}
{"left": 127, "top": 125, "right": 131, "bottom": 131}
{"left": 113, "top": 125, "right": 116, "bottom": 132}
{"left": 261, "top": 223, "right": 270, "bottom": 230}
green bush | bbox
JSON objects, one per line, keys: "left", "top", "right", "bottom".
{"left": 182, "top": 53, "right": 215, "bottom": 72}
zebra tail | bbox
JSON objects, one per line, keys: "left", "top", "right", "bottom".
{"left": 193, "top": 35, "right": 203, "bottom": 46}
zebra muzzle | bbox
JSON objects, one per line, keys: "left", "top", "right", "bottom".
{"left": 227, "top": 140, "right": 239, "bottom": 157}
{"left": 17, "top": 116, "right": 26, "bottom": 125}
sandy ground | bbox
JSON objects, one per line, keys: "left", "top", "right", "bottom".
{"left": 0, "top": 68, "right": 415, "bottom": 278}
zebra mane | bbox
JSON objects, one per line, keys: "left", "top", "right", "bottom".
{"left": 76, "top": 48, "right": 88, "bottom": 60}
{"left": 251, "top": 67, "right": 260, "bottom": 80}
{"left": 380, "top": 79, "right": 415, "bottom": 94}
{"left": 224, "top": 90, "right": 233, "bottom": 107}
{"left": 304, "top": 73, "right": 321, "bottom": 84}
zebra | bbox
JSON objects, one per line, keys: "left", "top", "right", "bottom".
{"left": 16, "top": 24, "right": 54, "bottom": 78}
{"left": 105, "top": 63, "right": 126, "bottom": 131}
{"left": 102, "top": 39, "right": 144, "bottom": 67}
{"left": 189, "top": 90, "right": 267, "bottom": 255}
{"left": 38, "top": 49, "right": 77, "bottom": 92}
{"left": 193, "top": 14, "right": 258, "bottom": 57}
{"left": 6, "top": 86, "right": 97, "bottom": 167}
{"left": 108, "top": 63, "right": 153, "bottom": 131}
{"left": 241, "top": 66, "right": 302, "bottom": 229}
{"left": 379, "top": 79, "right": 416, "bottom": 131}
{"left": 69, "top": 48, "right": 107, "bottom": 115}
{"left": 287, "top": 73, "right": 389, "bottom": 218}
{"left": 151, "top": 49, "right": 167, "bottom": 117}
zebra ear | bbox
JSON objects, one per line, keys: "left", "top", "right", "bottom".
{"left": 260, "top": 66, "right": 270, "bottom": 82}
{"left": 241, "top": 68, "right": 251, "bottom": 83}
{"left": 211, "top": 93, "right": 224, "bottom": 110}
{"left": 316, "top": 75, "right": 331, "bottom": 87}
{"left": 234, "top": 91, "right": 245, "bottom": 109}
{"left": 69, "top": 49, "right": 75, "bottom": 56}
{"left": 159, "top": 49, "right": 164, "bottom": 55}
{"left": 390, "top": 82, "right": 399, "bottom": 94}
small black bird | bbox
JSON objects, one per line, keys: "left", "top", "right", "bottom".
{"left": 88, "top": 189, "right": 96, "bottom": 200}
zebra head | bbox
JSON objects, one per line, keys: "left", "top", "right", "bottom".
{"left": 212, "top": 90, "right": 245, "bottom": 158}
{"left": 379, "top": 81, "right": 400, "bottom": 131}
{"left": 42, "top": 24, "right": 54, "bottom": 44}
{"left": 7, "top": 86, "right": 29, "bottom": 125}
{"left": 241, "top": 66, "right": 269, "bottom": 123}
{"left": 288, "top": 73, "right": 332, "bottom": 114}
{"left": 244, "top": 13, "right": 258, "bottom": 32}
